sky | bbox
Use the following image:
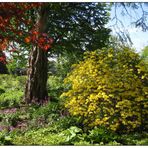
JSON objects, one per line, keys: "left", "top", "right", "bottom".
{"left": 107, "top": 3, "right": 148, "bottom": 52}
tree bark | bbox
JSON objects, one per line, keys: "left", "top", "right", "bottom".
{"left": 25, "top": 5, "right": 49, "bottom": 104}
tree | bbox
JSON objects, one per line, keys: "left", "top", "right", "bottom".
{"left": 0, "top": 3, "right": 110, "bottom": 104}
{"left": 8, "top": 3, "right": 111, "bottom": 76}
{"left": 0, "top": 3, "right": 53, "bottom": 104}
{"left": 42, "top": 3, "right": 111, "bottom": 81}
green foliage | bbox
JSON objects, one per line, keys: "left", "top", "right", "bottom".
{"left": 0, "top": 74, "right": 26, "bottom": 90}
{"left": 2, "top": 112, "right": 22, "bottom": 127}
{"left": 0, "top": 87, "right": 5, "bottom": 95}
{"left": 54, "top": 51, "right": 83, "bottom": 79}
{"left": 88, "top": 126, "right": 119, "bottom": 144}
{"left": 47, "top": 76, "right": 64, "bottom": 99}
{"left": 29, "top": 102, "right": 60, "bottom": 119}
{"left": 61, "top": 47, "right": 148, "bottom": 132}
{"left": 0, "top": 131, "right": 13, "bottom": 145}
{"left": 12, "top": 126, "right": 82, "bottom": 145}
{"left": 47, "top": 3, "right": 110, "bottom": 54}
{"left": 27, "top": 102, "right": 61, "bottom": 128}
{"left": 11, "top": 122, "right": 148, "bottom": 146}
{"left": 46, "top": 3, "right": 111, "bottom": 79}
{"left": 1, "top": 103, "right": 147, "bottom": 146}
{"left": 136, "top": 138, "right": 148, "bottom": 145}
{"left": 120, "top": 132, "right": 148, "bottom": 145}
{"left": 0, "top": 65, "right": 147, "bottom": 146}
{"left": 54, "top": 116, "right": 81, "bottom": 131}
{"left": 108, "top": 35, "right": 132, "bottom": 49}
{"left": 58, "top": 126, "right": 83, "bottom": 145}
{"left": 74, "top": 140, "right": 92, "bottom": 146}
{"left": 106, "top": 141, "right": 121, "bottom": 146}
{"left": 0, "top": 90, "right": 23, "bottom": 109}
{"left": 0, "top": 74, "right": 26, "bottom": 108}
{"left": 27, "top": 105, "right": 80, "bottom": 131}
{"left": 6, "top": 48, "right": 28, "bottom": 75}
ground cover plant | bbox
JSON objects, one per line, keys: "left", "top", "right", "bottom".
{"left": 0, "top": 75, "right": 26, "bottom": 109}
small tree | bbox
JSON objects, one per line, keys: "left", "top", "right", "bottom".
{"left": 61, "top": 48, "right": 148, "bottom": 132}
{"left": 0, "top": 3, "right": 53, "bottom": 104}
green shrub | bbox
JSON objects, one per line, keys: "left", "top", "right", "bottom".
{"left": 87, "top": 126, "right": 119, "bottom": 144}
{"left": 0, "top": 74, "right": 26, "bottom": 109}
{"left": 61, "top": 48, "right": 148, "bottom": 132}
{"left": 0, "top": 74, "right": 26, "bottom": 91}
{"left": 0, "top": 90, "right": 23, "bottom": 109}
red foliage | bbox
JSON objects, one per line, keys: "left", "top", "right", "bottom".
{"left": 0, "top": 3, "right": 53, "bottom": 56}
{"left": 0, "top": 51, "right": 7, "bottom": 64}
{"left": 25, "top": 36, "right": 31, "bottom": 43}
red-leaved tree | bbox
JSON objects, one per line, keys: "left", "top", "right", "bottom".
{"left": 0, "top": 3, "right": 53, "bottom": 104}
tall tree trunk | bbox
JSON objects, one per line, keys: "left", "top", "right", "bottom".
{"left": 25, "top": 5, "right": 49, "bottom": 104}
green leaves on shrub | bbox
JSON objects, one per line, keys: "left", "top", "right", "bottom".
{"left": 0, "top": 90, "right": 23, "bottom": 109}
{"left": 0, "top": 74, "right": 26, "bottom": 109}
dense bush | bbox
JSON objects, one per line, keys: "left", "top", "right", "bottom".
{"left": 61, "top": 48, "right": 148, "bottom": 132}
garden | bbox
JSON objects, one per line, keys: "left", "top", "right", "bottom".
{"left": 0, "top": 2, "right": 148, "bottom": 146}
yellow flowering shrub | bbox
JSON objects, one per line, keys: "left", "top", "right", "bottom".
{"left": 61, "top": 48, "right": 148, "bottom": 132}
